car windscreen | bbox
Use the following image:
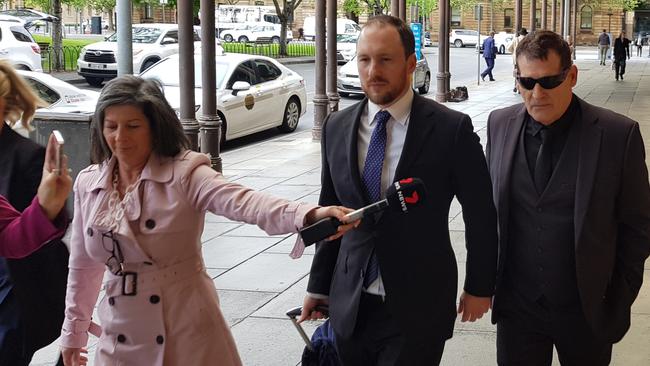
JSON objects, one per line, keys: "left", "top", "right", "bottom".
{"left": 106, "top": 27, "right": 163, "bottom": 43}
{"left": 142, "top": 58, "right": 228, "bottom": 89}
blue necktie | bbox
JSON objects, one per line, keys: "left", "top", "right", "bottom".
{"left": 362, "top": 110, "right": 391, "bottom": 288}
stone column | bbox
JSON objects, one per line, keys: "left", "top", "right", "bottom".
{"left": 435, "top": 0, "right": 450, "bottom": 103}
{"left": 312, "top": 0, "right": 328, "bottom": 140}
{"left": 199, "top": 0, "right": 222, "bottom": 171}
{"left": 178, "top": 0, "right": 198, "bottom": 150}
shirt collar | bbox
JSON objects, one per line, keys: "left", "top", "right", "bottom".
{"left": 367, "top": 88, "right": 414, "bottom": 127}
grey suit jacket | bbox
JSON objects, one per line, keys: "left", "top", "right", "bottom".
{"left": 486, "top": 96, "right": 650, "bottom": 342}
{"left": 308, "top": 94, "right": 498, "bottom": 345}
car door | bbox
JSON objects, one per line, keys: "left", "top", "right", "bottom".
{"left": 159, "top": 30, "right": 179, "bottom": 58}
{"left": 250, "top": 59, "right": 284, "bottom": 128}
{"left": 221, "top": 60, "right": 258, "bottom": 137}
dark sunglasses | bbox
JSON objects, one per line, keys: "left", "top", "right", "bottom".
{"left": 517, "top": 68, "right": 570, "bottom": 90}
{"left": 102, "top": 231, "right": 125, "bottom": 276}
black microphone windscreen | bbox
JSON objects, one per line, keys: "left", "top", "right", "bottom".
{"left": 385, "top": 177, "right": 427, "bottom": 213}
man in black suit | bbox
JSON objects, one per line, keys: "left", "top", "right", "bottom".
{"left": 486, "top": 30, "right": 650, "bottom": 365}
{"left": 299, "top": 15, "right": 498, "bottom": 365}
{"left": 0, "top": 122, "right": 69, "bottom": 365}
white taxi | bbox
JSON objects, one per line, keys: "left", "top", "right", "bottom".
{"left": 140, "top": 53, "right": 307, "bottom": 144}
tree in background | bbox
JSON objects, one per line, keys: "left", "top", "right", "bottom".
{"left": 272, "top": 0, "right": 304, "bottom": 56}
{"left": 343, "top": 0, "right": 364, "bottom": 23}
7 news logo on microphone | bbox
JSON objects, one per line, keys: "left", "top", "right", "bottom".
{"left": 387, "top": 177, "right": 427, "bottom": 214}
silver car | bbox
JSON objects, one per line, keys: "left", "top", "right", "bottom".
{"left": 337, "top": 56, "right": 431, "bottom": 97}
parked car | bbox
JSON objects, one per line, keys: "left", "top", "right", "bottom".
{"left": 303, "top": 16, "right": 360, "bottom": 41}
{"left": 336, "top": 34, "right": 357, "bottom": 64}
{"left": 219, "top": 22, "right": 291, "bottom": 43}
{"left": 77, "top": 23, "right": 201, "bottom": 87}
{"left": 449, "top": 29, "right": 484, "bottom": 48}
{"left": 424, "top": 31, "right": 432, "bottom": 47}
{"left": 337, "top": 55, "right": 431, "bottom": 97}
{"left": 18, "top": 70, "right": 99, "bottom": 109}
{"left": 13, "top": 70, "right": 98, "bottom": 137}
{"left": 0, "top": 8, "right": 56, "bottom": 26}
{"left": 0, "top": 16, "right": 42, "bottom": 71}
{"left": 140, "top": 53, "right": 307, "bottom": 144}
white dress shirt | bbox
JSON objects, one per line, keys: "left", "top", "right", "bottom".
{"left": 358, "top": 88, "right": 414, "bottom": 296}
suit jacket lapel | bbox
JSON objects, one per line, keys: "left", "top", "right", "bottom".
{"left": 574, "top": 99, "right": 602, "bottom": 248}
{"left": 394, "top": 95, "right": 437, "bottom": 179}
{"left": 497, "top": 105, "right": 527, "bottom": 217}
{"left": 346, "top": 99, "right": 369, "bottom": 204}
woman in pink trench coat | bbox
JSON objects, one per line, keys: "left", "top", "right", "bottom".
{"left": 60, "top": 76, "right": 355, "bottom": 366}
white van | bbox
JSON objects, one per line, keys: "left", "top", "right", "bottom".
{"left": 302, "top": 16, "right": 360, "bottom": 41}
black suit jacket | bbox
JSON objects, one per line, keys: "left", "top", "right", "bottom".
{"left": 0, "top": 125, "right": 69, "bottom": 360}
{"left": 486, "top": 97, "right": 650, "bottom": 343}
{"left": 307, "top": 95, "right": 498, "bottom": 345}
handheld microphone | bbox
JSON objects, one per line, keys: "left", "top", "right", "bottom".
{"left": 299, "top": 177, "right": 426, "bottom": 246}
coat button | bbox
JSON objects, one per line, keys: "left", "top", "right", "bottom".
{"left": 156, "top": 335, "right": 164, "bottom": 344}
{"left": 108, "top": 297, "right": 115, "bottom": 306}
{"left": 117, "top": 334, "right": 126, "bottom": 343}
{"left": 87, "top": 228, "right": 94, "bottom": 236}
{"left": 145, "top": 219, "right": 156, "bottom": 229}
{"left": 150, "top": 295, "right": 160, "bottom": 304}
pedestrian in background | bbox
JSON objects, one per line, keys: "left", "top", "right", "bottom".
{"left": 481, "top": 31, "right": 497, "bottom": 82}
{"left": 301, "top": 15, "right": 498, "bottom": 365}
{"left": 508, "top": 27, "right": 528, "bottom": 93}
{"left": 60, "top": 75, "right": 357, "bottom": 366}
{"left": 613, "top": 30, "right": 631, "bottom": 80}
{"left": 598, "top": 29, "right": 610, "bottom": 65}
{"left": 487, "top": 30, "right": 650, "bottom": 366}
{"left": 0, "top": 60, "right": 69, "bottom": 366}
{"left": 636, "top": 33, "right": 644, "bottom": 57}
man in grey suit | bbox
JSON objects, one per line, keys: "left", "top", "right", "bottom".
{"left": 299, "top": 15, "right": 498, "bottom": 365}
{"left": 486, "top": 30, "right": 650, "bottom": 365}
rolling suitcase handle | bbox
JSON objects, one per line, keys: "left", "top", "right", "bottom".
{"left": 286, "top": 305, "right": 329, "bottom": 351}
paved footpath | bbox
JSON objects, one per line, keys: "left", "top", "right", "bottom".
{"left": 32, "top": 49, "right": 649, "bottom": 365}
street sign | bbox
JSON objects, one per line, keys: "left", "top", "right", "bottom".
{"left": 474, "top": 4, "right": 483, "bottom": 21}
{"left": 410, "top": 22, "right": 422, "bottom": 61}
{"left": 160, "top": 0, "right": 168, "bottom": 4}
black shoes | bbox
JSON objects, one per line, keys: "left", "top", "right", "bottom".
{"left": 490, "top": 78, "right": 496, "bottom": 81}
{"left": 481, "top": 75, "right": 486, "bottom": 81}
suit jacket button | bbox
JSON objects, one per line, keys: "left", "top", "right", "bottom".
{"left": 156, "top": 335, "right": 164, "bottom": 344}
{"left": 87, "top": 228, "right": 94, "bottom": 236}
{"left": 108, "top": 297, "right": 115, "bottom": 306}
{"left": 145, "top": 219, "right": 156, "bottom": 229}
{"left": 117, "top": 334, "right": 126, "bottom": 343}
{"left": 150, "top": 295, "right": 160, "bottom": 304}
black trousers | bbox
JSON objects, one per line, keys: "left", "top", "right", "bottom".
{"left": 614, "top": 59, "right": 627, "bottom": 78}
{"left": 496, "top": 286, "right": 612, "bottom": 366}
{"left": 334, "top": 293, "right": 445, "bottom": 366}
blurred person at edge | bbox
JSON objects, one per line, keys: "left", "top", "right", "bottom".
{"left": 1, "top": 133, "right": 71, "bottom": 254}
{"left": 0, "top": 60, "right": 70, "bottom": 366}
{"left": 508, "top": 27, "right": 528, "bottom": 93}
{"left": 60, "top": 75, "right": 358, "bottom": 366}
{"left": 487, "top": 30, "right": 650, "bottom": 365}
{"left": 613, "top": 30, "right": 632, "bottom": 80}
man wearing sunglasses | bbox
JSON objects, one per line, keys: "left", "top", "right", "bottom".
{"left": 486, "top": 30, "right": 650, "bottom": 365}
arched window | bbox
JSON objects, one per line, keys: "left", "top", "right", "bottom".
{"left": 580, "top": 5, "right": 593, "bottom": 29}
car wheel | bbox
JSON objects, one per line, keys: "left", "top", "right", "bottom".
{"left": 238, "top": 36, "right": 249, "bottom": 43}
{"left": 85, "top": 77, "right": 103, "bottom": 87}
{"left": 224, "top": 34, "right": 233, "bottom": 42}
{"left": 339, "top": 92, "right": 350, "bottom": 98}
{"left": 278, "top": 97, "right": 300, "bottom": 133}
{"left": 271, "top": 36, "right": 280, "bottom": 44}
{"left": 140, "top": 58, "right": 159, "bottom": 73}
{"left": 500, "top": 45, "right": 506, "bottom": 54}
{"left": 454, "top": 39, "right": 463, "bottom": 48}
{"left": 418, "top": 73, "right": 430, "bottom": 95}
